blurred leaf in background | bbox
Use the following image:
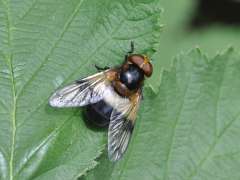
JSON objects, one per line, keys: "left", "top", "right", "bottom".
{"left": 83, "top": 49, "right": 240, "bottom": 180}
{"left": 0, "top": 0, "right": 161, "bottom": 179}
{"left": 150, "top": 0, "right": 240, "bottom": 91}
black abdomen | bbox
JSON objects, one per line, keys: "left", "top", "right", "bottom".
{"left": 85, "top": 100, "right": 112, "bottom": 128}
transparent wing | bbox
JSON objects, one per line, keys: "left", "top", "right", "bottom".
{"left": 49, "top": 71, "right": 112, "bottom": 107}
{"left": 108, "top": 90, "right": 142, "bottom": 161}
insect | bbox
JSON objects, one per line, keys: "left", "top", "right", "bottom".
{"left": 49, "top": 42, "right": 153, "bottom": 161}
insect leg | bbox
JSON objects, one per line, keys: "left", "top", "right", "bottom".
{"left": 125, "top": 41, "right": 135, "bottom": 61}
{"left": 94, "top": 64, "right": 110, "bottom": 71}
{"left": 128, "top": 41, "right": 134, "bottom": 54}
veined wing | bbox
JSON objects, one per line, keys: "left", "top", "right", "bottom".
{"left": 108, "top": 90, "right": 142, "bottom": 161}
{"left": 49, "top": 70, "right": 116, "bottom": 107}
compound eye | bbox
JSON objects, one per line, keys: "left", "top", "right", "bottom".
{"left": 128, "top": 55, "right": 153, "bottom": 77}
{"left": 142, "top": 61, "right": 153, "bottom": 77}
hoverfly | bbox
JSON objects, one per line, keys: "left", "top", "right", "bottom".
{"left": 49, "top": 42, "right": 153, "bottom": 161}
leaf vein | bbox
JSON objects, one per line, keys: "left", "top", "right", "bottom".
{"left": 163, "top": 67, "right": 192, "bottom": 180}
{"left": 18, "top": 15, "right": 125, "bottom": 128}
{"left": 14, "top": 0, "right": 38, "bottom": 25}
{"left": 16, "top": 0, "right": 85, "bottom": 99}
{"left": 187, "top": 56, "right": 230, "bottom": 180}
{"left": 15, "top": 113, "right": 76, "bottom": 178}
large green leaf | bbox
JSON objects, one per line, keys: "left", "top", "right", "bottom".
{"left": 83, "top": 49, "right": 240, "bottom": 180}
{"left": 0, "top": 0, "right": 161, "bottom": 179}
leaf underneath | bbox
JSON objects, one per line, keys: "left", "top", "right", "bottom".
{"left": 82, "top": 48, "right": 240, "bottom": 180}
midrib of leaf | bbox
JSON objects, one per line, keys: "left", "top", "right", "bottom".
{"left": 2, "top": 0, "right": 16, "bottom": 179}
{"left": 8, "top": 58, "right": 15, "bottom": 180}
{"left": 3, "top": 0, "right": 87, "bottom": 179}
{"left": 16, "top": 0, "right": 85, "bottom": 99}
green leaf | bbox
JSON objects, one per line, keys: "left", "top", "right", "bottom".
{"left": 83, "top": 49, "right": 240, "bottom": 180}
{"left": 0, "top": 0, "right": 161, "bottom": 179}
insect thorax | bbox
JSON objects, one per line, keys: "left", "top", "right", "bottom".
{"left": 119, "top": 64, "right": 144, "bottom": 90}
